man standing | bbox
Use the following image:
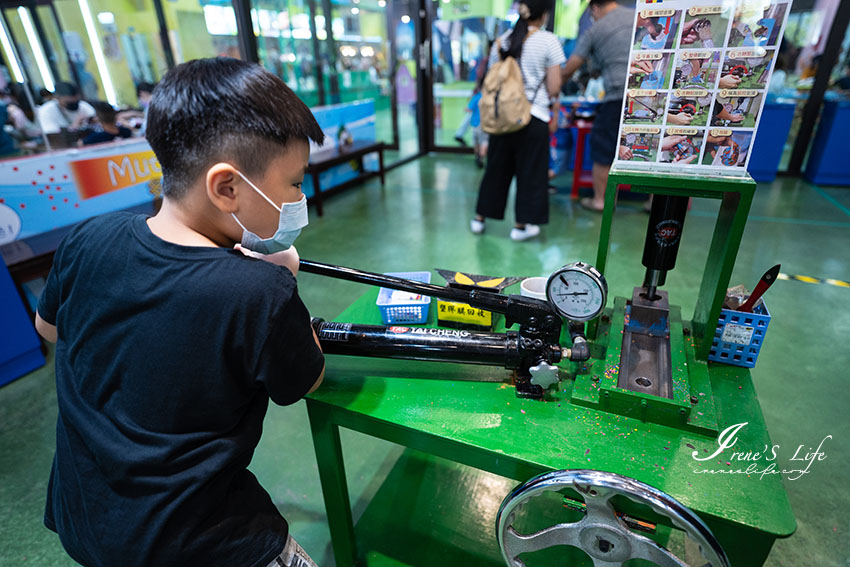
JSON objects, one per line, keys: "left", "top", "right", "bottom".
{"left": 562, "top": 0, "right": 633, "bottom": 211}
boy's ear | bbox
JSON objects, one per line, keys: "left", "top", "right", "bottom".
{"left": 205, "top": 162, "right": 241, "bottom": 214}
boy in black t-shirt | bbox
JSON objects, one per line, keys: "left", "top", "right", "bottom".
{"left": 80, "top": 101, "right": 133, "bottom": 145}
{"left": 35, "top": 58, "right": 326, "bottom": 567}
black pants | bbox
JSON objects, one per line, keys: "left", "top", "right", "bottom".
{"left": 475, "top": 117, "right": 549, "bottom": 225}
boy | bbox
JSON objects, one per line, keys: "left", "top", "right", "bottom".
{"left": 81, "top": 101, "right": 133, "bottom": 145}
{"left": 34, "top": 58, "right": 326, "bottom": 567}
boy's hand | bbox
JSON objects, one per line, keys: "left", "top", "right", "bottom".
{"left": 235, "top": 244, "right": 300, "bottom": 276}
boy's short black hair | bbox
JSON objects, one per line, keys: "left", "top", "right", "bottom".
{"left": 136, "top": 81, "right": 155, "bottom": 96}
{"left": 146, "top": 58, "right": 325, "bottom": 199}
{"left": 92, "top": 101, "right": 117, "bottom": 124}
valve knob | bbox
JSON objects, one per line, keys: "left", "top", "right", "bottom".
{"left": 529, "top": 361, "right": 560, "bottom": 390}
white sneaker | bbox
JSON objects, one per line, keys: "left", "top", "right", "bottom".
{"left": 470, "top": 218, "right": 485, "bottom": 234}
{"left": 510, "top": 224, "right": 541, "bottom": 241}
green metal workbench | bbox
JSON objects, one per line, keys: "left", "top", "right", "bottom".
{"left": 306, "top": 167, "right": 795, "bottom": 566}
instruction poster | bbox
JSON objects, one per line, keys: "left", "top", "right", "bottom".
{"left": 614, "top": 0, "right": 791, "bottom": 173}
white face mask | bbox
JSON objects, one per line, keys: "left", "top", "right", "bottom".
{"left": 231, "top": 170, "right": 308, "bottom": 255}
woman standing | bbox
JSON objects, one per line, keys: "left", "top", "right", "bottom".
{"left": 470, "top": 0, "right": 564, "bottom": 241}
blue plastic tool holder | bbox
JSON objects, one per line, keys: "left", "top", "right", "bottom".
{"left": 376, "top": 271, "right": 432, "bottom": 325}
{"left": 708, "top": 302, "right": 770, "bottom": 368}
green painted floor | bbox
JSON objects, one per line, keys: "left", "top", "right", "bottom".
{"left": 1, "top": 156, "right": 848, "bottom": 566}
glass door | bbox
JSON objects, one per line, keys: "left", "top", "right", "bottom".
{"left": 385, "top": 0, "right": 420, "bottom": 160}
{"left": 317, "top": 0, "right": 421, "bottom": 162}
{"left": 3, "top": 5, "right": 55, "bottom": 93}
{"left": 250, "top": 0, "right": 321, "bottom": 107}
{"left": 426, "top": 0, "right": 512, "bottom": 151}
{"left": 35, "top": 4, "right": 75, "bottom": 85}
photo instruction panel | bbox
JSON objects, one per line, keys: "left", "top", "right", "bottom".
{"left": 614, "top": 0, "right": 792, "bottom": 174}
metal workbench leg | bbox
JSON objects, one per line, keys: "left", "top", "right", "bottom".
{"left": 307, "top": 401, "right": 358, "bottom": 567}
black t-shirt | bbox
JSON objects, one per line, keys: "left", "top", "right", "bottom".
{"left": 37, "top": 212, "right": 324, "bottom": 567}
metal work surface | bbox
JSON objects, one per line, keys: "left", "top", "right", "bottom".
{"left": 307, "top": 288, "right": 795, "bottom": 567}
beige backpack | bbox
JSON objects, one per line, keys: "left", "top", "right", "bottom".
{"left": 478, "top": 33, "right": 544, "bottom": 135}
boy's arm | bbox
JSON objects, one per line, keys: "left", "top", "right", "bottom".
{"left": 35, "top": 312, "right": 57, "bottom": 343}
{"left": 238, "top": 246, "right": 324, "bottom": 395}
{"left": 255, "top": 290, "right": 326, "bottom": 405}
{"left": 306, "top": 327, "right": 325, "bottom": 394}
{"left": 36, "top": 258, "right": 61, "bottom": 343}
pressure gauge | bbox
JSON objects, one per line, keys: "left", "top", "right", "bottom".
{"left": 545, "top": 262, "right": 608, "bottom": 322}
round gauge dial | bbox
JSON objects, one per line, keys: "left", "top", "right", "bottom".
{"left": 625, "top": 133, "right": 637, "bottom": 144}
{"left": 545, "top": 262, "right": 608, "bottom": 322}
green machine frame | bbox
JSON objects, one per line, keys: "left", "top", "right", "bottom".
{"left": 592, "top": 165, "right": 756, "bottom": 356}
{"left": 575, "top": 165, "right": 756, "bottom": 436}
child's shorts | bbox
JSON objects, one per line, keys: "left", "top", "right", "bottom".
{"left": 473, "top": 126, "right": 489, "bottom": 148}
{"left": 265, "top": 534, "right": 317, "bottom": 567}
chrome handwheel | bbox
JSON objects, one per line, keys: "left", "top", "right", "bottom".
{"left": 497, "top": 469, "right": 729, "bottom": 567}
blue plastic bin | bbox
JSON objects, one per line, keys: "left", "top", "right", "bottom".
{"left": 748, "top": 101, "right": 795, "bottom": 183}
{"left": 805, "top": 99, "right": 850, "bottom": 186}
{"left": 708, "top": 302, "right": 770, "bottom": 368}
{"left": 376, "top": 271, "right": 431, "bottom": 324}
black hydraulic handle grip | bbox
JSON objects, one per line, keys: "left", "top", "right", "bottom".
{"left": 299, "top": 259, "right": 476, "bottom": 304}
{"left": 299, "top": 259, "right": 556, "bottom": 321}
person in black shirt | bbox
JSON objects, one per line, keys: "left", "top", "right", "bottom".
{"left": 81, "top": 101, "right": 133, "bottom": 145}
{"left": 35, "top": 58, "right": 326, "bottom": 567}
